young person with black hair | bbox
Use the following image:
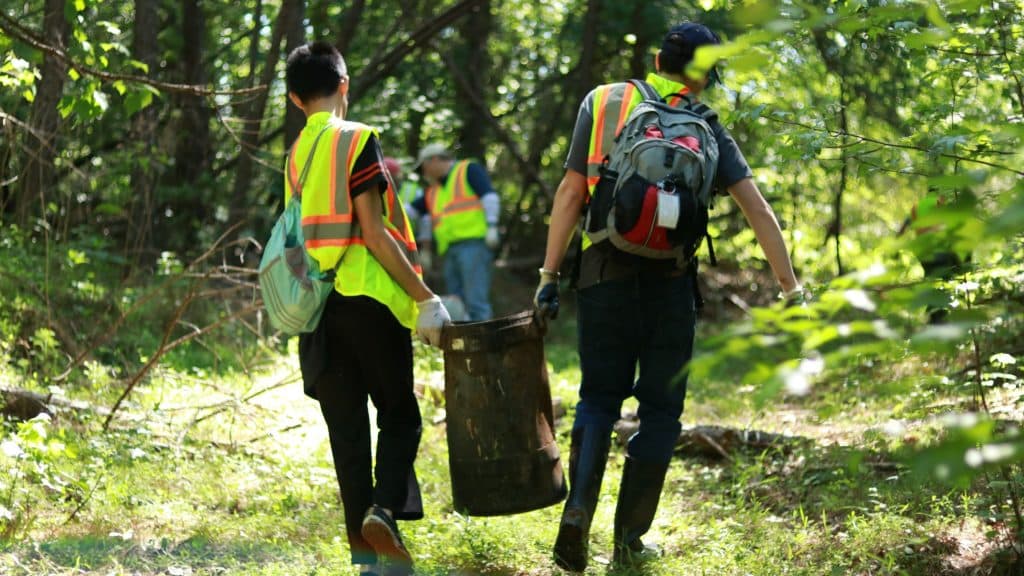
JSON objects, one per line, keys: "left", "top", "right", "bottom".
{"left": 283, "top": 41, "right": 451, "bottom": 575}
{"left": 534, "top": 23, "right": 803, "bottom": 571}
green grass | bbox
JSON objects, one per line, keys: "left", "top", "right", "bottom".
{"left": 0, "top": 324, "right": 1015, "bottom": 575}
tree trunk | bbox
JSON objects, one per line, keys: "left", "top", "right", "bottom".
{"left": 348, "top": 0, "right": 485, "bottom": 105}
{"left": 229, "top": 0, "right": 300, "bottom": 227}
{"left": 16, "top": 0, "right": 69, "bottom": 229}
{"left": 212, "top": 0, "right": 484, "bottom": 178}
{"left": 1, "top": 117, "right": 13, "bottom": 217}
{"left": 406, "top": 107, "right": 427, "bottom": 160}
{"left": 454, "top": 0, "right": 490, "bottom": 159}
{"left": 169, "top": 0, "right": 212, "bottom": 249}
{"left": 335, "top": 0, "right": 366, "bottom": 57}
{"left": 284, "top": 0, "right": 307, "bottom": 151}
{"left": 628, "top": 3, "right": 656, "bottom": 80}
{"left": 833, "top": 78, "right": 848, "bottom": 276}
{"left": 127, "top": 0, "right": 161, "bottom": 270}
{"left": 576, "top": 0, "right": 601, "bottom": 105}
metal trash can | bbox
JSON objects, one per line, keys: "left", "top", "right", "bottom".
{"left": 441, "top": 310, "right": 567, "bottom": 516}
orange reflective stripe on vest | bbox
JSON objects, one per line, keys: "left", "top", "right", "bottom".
{"left": 423, "top": 160, "right": 487, "bottom": 255}
{"left": 282, "top": 115, "right": 421, "bottom": 327}
{"left": 299, "top": 128, "right": 360, "bottom": 248}
{"left": 585, "top": 82, "right": 639, "bottom": 195}
{"left": 427, "top": 161, "right": 482, "bottom": 222}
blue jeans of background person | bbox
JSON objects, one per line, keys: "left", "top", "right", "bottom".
{"left": 443, "top": 238, "right": 493, "bottom": 321}
{"left": 574, "top": 269, "right": 697, "bottom": 464}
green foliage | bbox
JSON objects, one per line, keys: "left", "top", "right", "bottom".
{"left": 0, "top": 414, "right": 77, "bottom": 540}
{"left": 1, "top": 0, "right": 1023, "bottom": 571}
{"left": 0, "top": 226, "right": 262, "bottom": 396}
{"left": 693, "top": 184, "right": 1024, "bottom": 498}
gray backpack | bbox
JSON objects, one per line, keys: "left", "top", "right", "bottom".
{"left": 584, "top": 80, "right": 719, "bottom": 266}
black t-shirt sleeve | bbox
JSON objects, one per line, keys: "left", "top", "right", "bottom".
{"left": 709, "top": 118, "right": 753, "bottom": 193}
{"left": 564, "top": 90, "right": 596, "bottom": 173}
{"left": 349, "top": 134, "right": 389, "bottom": 200}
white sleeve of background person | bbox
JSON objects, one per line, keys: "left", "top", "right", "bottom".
{"left": 482, "top": 193, "right": 500, "bottom": 225}
{"left": 406, "top": 202, "right": 421, "bottom": 221}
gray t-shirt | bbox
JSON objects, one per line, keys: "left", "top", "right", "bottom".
{"left": 565, "top": 83, "right": 753, "bottom": 289}
{"left": 565, "top": 85, "right": 753, "bottom": 190}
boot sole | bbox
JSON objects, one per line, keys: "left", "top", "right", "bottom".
{"left": 553, "top": 523, "right": 587, "bottom": 572}
{"left": 361, "top": 517, "right": 413, "bottom": 565}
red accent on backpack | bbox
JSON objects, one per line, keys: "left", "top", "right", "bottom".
{"left": 674, "top": 136, "right": 700, "bottom": 152}
{"left": 619, "top": 184, "right": 672, "bottom": 250}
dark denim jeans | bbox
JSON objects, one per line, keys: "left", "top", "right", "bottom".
{"left": 443, "top": 238, "right": 493, "bottom": 321}
{"left": 574, "top": 269, "right": 697, "bottom": 464}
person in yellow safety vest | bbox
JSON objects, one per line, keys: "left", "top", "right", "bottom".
{"left": 383, "top": 156, "right": 424, "bottom": 238}
{"left": 534, "top": 23, "right": 803, "bottom": 571}
{"left": 407, "top": 143, "right": 501, "bottom": 321}
{"left": 283, "top": 42, "right": 451, "bottom": 576}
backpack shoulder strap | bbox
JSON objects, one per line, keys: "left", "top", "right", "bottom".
{"left": 628, "top": 79, "right": 662, "bottom": 103}
{"left": 687, "top": 100, "right": 719, "bottom": 124}
{"left": 292, "top": 125, "right": 333, "bottom": 199}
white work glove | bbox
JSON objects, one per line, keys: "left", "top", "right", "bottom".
{"left": 485, "top": 225, "right": 500, "bottom": 250}
{"left": 416, "top": 296, "right": 451, "bottom": 347}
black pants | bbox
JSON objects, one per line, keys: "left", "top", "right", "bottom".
{"left": 304, "top": 293, "right": 424, "bottom": 565}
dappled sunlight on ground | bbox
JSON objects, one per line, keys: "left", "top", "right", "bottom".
{"left": 1, "top": 333, "right": 1019, "bottom": 575}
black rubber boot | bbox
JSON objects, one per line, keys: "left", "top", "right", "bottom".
{"left": 612, "top": 456, "right": 670, "bottom": 566}
{"left": 553, "top": 426, "right": 611, "bottom": 572}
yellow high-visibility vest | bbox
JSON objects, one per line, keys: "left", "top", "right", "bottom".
{"left": 284, "top": 112, "right": 421, "bottom": 329}
{"left": 424, "top": 159, "right": 487, "bottom": 255}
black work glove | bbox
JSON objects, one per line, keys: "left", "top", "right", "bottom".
{"left": 533, "top": 269, "right": 560, "bottom": 319}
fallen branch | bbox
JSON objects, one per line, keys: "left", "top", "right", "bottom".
{"left": 190, "top": 370, "right": 301, "bottom": 425}
{"left": 614, "top": 414, "right": 808, "bottom": 460}
{"left": 54, "top": 223, "right": 249, "bottom": 383}
{"left": 0, "top": 386, "right": 110, "bottom": 421}
{"left": 102, "top": 302, "right": 262, "bottom": 430}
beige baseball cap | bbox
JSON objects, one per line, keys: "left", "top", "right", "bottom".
{"left": 414, "top": 142, "right": 451, "bottom": 169}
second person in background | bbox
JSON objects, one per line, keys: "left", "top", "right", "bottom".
{"left": 407, "top": 143, "right": 501, "bottom": 322}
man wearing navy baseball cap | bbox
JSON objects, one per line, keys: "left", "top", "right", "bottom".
{"left": 535, "top": 22, "right": 803, "bottom": 571}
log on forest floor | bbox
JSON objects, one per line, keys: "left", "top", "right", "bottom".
{"left": 1, "top": 386, "right": 110, "bottom": 421}
{"left": 614, "top": 412, "right": 809, "bottom": 460}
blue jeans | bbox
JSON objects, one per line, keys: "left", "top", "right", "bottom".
{"left": 443, "top": 238, "right": 493, "bottom": 321}
{"left": 574, "top": 269, "right": 697, "bottom": 464}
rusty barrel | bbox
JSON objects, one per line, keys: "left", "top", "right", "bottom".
{"left": 440, "top": 310, "right": 566, "bottom": 516}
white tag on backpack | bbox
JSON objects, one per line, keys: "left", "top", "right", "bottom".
{"left": 657, "top": 191, "right": 680, "bottom": 229}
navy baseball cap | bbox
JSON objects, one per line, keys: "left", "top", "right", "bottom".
{"left": 662, "top": 22, "right": 722, "bottom": 86}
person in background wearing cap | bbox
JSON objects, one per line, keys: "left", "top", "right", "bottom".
{"left": 407, "top": 143, "right": 501, "bottom": 321}
{"left": 533, "top": 22, "right": 803, "bottom": 570}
